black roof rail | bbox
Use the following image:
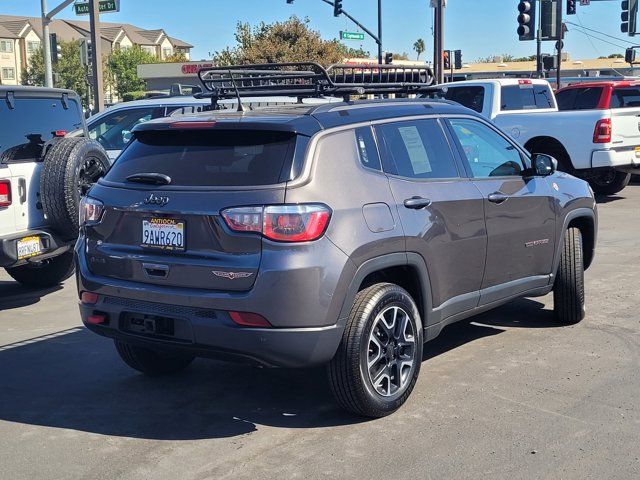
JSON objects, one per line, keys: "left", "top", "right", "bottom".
{"left": 196, "top": 62, "right": 435, "bottom": 107}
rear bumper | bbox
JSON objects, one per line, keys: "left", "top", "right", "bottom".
{"left": 0, "top": 229, "right": 71, "bottom": 268}
{"left": 75, "top": 236, "right": 353, "bottom": 367}
{"left": 79, "top": 297, "right": 343, "bottom": 367}
{"left": 591, "top": 147, "right": 640, "bottom": 172}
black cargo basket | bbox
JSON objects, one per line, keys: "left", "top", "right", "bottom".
{"left": 197, "top": 62, "right": 435, "bottom": 105}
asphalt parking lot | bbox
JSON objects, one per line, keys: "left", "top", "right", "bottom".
{"left": 1, "top": 186, "right": 639, "bottom": 480}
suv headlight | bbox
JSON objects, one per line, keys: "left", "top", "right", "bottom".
{"left": 79, "top": 197, "right": 104, "bottom": 226}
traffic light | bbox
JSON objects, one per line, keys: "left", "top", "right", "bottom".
{"left": 540, "top": 0, "right": 559, "bottom": 40}
{"left": 443, "top": 50, "right": 450, "bottom": 70}
{"left": 384, "top": 52, "right": 393, "bottom": 64}
{"left": 80, "top": 39, "right": 93, "bottom": 66}
{"left": 454, "top": 50, "right": 462, "bottom": 70}
{"left": 567, "top": 0, "right": 576, "bottom": 15}
{"left": 49, "top": 33, "right": 62, "bottom": 64}
{"left": 334, "top": 0, "right": 343, "bottom": 17}
{"left": 626, "top": 47, "right": 637, "bottom": 63}
{"left": 622, "top": 0, "right": 639, "bottom": 36}
{"left": 517, "top": 1, "right": 536, "bottom": 41}
{"left": 542, "top": 55, "right": 558, "bottom": 71}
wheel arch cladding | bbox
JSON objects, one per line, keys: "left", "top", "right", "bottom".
{"left": 338, "top": 253, "right": 433, "bottom": 326}
{"left": 567, "top": 215, "right": 596, "bottom": 270}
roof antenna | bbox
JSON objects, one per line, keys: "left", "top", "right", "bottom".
{"left": 228, "top": 69, "right": 245, "bottom": 112}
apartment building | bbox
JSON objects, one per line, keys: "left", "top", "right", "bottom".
{"left": 0, "top": 14, "right": 192, "bottom": 85}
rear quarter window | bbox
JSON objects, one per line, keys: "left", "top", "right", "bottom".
{"left": 500, "top": 84, "right": 554, "bottom": 111}
{"left": 557, "top": 87, "right": 603, "bottom": 110}
{"left": 104, "top": 129, "right": 297, "bottom": 187}
{"left": 444, "top": 86, "right": 485, "bottom": 113}
{"left": 610, "top": 87, "right": 640, "bottom": 108}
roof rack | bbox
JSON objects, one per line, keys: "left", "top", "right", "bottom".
{"left": 196, "top": 62, "right": 435, "bottom": 108}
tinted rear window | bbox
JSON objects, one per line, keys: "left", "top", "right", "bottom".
{"left": 500, "top": 84, "right": 554, "bottom": 111}
{"left": 610, "top": 87, "right": 640, "bottom": 108}
{"left": 0, "top": 96, "right": 82, "bottom": 162}
{"left": 104, "top": 130, "right": 296, "bottom": 186}
{"left": 444, "top": 86, "right": 485, "bottom": 113}
{"left": 556, "top": 87, "right": 603, "bottom": 110}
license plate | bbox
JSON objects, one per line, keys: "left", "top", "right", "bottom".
{"left": 17, "top": 236, "right": 42, "bottom": 260}
{"left": 635, "top": 147, "right": 640, "bottom": 158}
{"left": 142, "top": 218, "right": 185, "bottom": 251}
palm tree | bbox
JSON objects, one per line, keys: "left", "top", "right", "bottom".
{"left": 413, "top": 38, "right": 425, "bottom": 61}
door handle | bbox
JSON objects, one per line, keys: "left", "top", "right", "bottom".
{"left": 403, "top": 196, "right": 432, "bottom": 210}
{"left": 487, "top": 192, "right": 509, "bottom": 204}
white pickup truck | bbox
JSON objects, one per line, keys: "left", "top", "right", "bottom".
{"left": 432, "top": 78, "right": 640, "bottom": 194}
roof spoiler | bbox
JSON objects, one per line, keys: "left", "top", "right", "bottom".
{"left": 195, "top": 62, "right": 436, "bottom": 108}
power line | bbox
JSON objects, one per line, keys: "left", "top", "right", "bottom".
{"left": 568, "top": 24, "right": 629, "bottom": 51}
{"left": 565, "top": 20, "right": 636, "bottom": 46}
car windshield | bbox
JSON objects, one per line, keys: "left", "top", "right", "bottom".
{"left": 104, "top": 129, "right": 297, "bottom": 187}
{"left": 500, "top": 84, "right": 554, "bottom": 111}
{"left": 0, "top": 96, "right": 82, "bottom": 162}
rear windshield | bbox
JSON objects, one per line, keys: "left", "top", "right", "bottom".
{"left": 0, "top": 96, "right": 82, "bottom": 162}
{"left": 104, "top": 130, "right": 296, "bottom": 186}
{"left": 443, "top": 86, "right": 485, "bottom": 113}
{"left": 610, "top": 87, "right": 640, "bottom": 108}
{"left": 500, "top": 84, "right": 554, "bottom": 111}
{"left": 556, "top": 87, "right": 603, "bottom": 110}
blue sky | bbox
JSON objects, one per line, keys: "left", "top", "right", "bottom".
{"left": 3, "top": 0, "right": 631, "bottom": 62}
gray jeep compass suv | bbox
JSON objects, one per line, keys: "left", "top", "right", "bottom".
{"left": 76, "top": 64, "right": 597, "bottom": 417}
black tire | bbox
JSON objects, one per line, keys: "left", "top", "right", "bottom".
{"left": 328, "top": 283, "right": 423, "bottom": 418}
{"left": 5, "top": 250, "right": 74, "bottom": 288}
{"left": 114, "top": 340, "right": 195, "bottom": 376}
{"left": 41, "top": 137, "right": 110, "bottom": 239}
{"left": 553, "top": 227, "right": 585, "bottom": 325}
{"left": 588, "top": 168, "right": 631, "bottom": 196}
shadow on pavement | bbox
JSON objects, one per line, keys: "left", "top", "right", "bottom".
{"left": 0, "top": 280, "right": 63, "bottom": 312}
{"left": 0, "top": 297, "right": 559, "bottom": 440}
{"left": 595, "top": 194, "right": 625, "bottom": 204}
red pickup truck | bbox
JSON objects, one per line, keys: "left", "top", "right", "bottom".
{"left": 555, "top": 80, "right": 640, "bottom": 193}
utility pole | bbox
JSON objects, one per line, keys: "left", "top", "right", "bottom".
{"left": 377, "top": 0, "right": 383, "bottom": 65}
{"left": 556, "top": 0, "right": 563, "bottom": 88}
{"left": 433, "top": 0, "right": 445, "bottom": 84}
{"left": 41, "top": 0, "right": 53, "bottom": 87}
{"left": 536, "top": 0, "right": 543, "bottom": 76}
{"left": 89, "top": 0, "right": 104, "bottom": 112}
{"left": 40, "top": 0, "right": 75, "bottom": 88}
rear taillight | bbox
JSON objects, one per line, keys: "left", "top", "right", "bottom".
{"left": 0, "top": 180, "right": 11, "bottom": 207}
{"left": 221, "top": 204, "right": 331, "bottom": 243}
{"left": 593, "top": 118, "right": 612, "bottom": 143}
{"left": 79, "top": 197, "right": 104, "bottom": 226}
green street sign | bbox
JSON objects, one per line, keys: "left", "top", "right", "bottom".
{"left": 74, "top": 0, "right": 120, "bottom": 15}
{"left": 340, "top": 31, "right": 365, "bottom": 41}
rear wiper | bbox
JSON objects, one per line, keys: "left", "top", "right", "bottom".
{"left": 125, "top": 173, "right": 171, "bottom": 185}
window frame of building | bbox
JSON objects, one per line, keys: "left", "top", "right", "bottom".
{"left": 2, "top": 67, "right": 16, "bottom": 80}
{"left": 26, "top": 41, "right": 41, "bottom": 54}
{"left": 0, "top": 40, "right": 14, "bottom": 53}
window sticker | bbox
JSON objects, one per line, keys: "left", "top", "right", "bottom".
{"left": 398, "top": 126, "right": 432, "bottom": 174}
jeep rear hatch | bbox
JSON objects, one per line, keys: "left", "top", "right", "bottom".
{"left": 84, "top": 128, "right": 301, "bottom": 291}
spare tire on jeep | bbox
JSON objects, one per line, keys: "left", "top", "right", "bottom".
{"left": 40, "top": 137, "right": 110, "bottom": 239}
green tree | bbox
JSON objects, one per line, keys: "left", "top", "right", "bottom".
{"left": 339, "top": 44, "right": 370, "bottom": 59}
{"left": 413, "top": 38, "right": 425, "bottom": 60}
{"left": 213, "top": 16, "right": 346, "bottom": 66}
{"left": 22, "top": 41, "right": 89, "bottom": 106}
{"left": 105, "top": 46, "right": 157, "bottom": 98}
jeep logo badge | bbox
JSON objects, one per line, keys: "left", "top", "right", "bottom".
{"left": 144, "top": 193, "right": 169, "bottom": 206}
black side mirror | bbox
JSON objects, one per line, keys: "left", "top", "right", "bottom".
{"left": 527, "top": 153, "right": 557, "bottom": 177}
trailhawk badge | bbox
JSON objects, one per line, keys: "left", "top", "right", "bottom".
{"left": 212, "top": 270, "right": 254, "bottom": 280}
